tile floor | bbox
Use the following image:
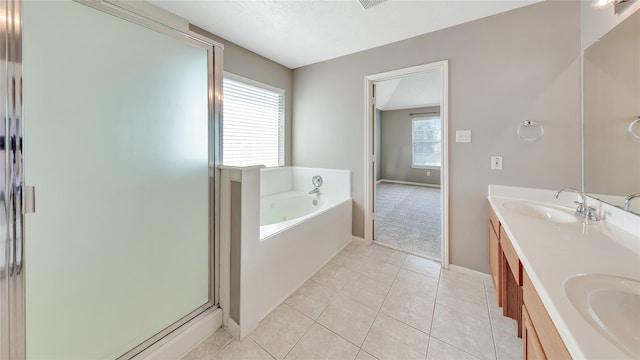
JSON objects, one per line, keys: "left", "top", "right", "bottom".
{"left": 182, "top": 243, "right": 521, "bottom": 360}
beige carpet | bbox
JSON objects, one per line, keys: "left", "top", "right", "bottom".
{"left": 374, "top": 182, "right": 441, "bottom": 261}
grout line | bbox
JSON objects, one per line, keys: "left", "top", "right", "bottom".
{"left": 483, "top": 281, "right": 500, "bottom": 360}
{"left": 247, "top": 337, "right": 277, "bottom": 360}
{"left": 427, "top": 269, "right": 498, "bottom": 360}
{"left": 358, "top": 257, "right": 404, "bottom": 355}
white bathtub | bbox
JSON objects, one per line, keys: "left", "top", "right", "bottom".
{"left": 219, "top": 166, "right": 352, "bottom": 339}
{"left": 260, "top": 192, "right": 330, "bottom": 238}
{"left": 255, "top": 167, "right": 352, "bottom": 318}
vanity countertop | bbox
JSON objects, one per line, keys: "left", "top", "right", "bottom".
{"left": 487, "top": 185, "right": 640, "bottom": 359}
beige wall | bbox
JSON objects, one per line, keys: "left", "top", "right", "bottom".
{"left": 380, "top": 107, "right": 441, "bottom": 185}
{"left": 292, "top": 1, "right": 581, "bottom": 272}
{"left": 190, "top": 25, "right": 294, "bottom": 166}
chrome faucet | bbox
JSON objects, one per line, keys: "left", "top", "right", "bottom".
{"left": 553, "top": 187, "right": 599, "bottom": 221}
{"left": 624, "top": 193, "right": 640, "bottom": 211}
{"left": 309, "top": 175, "right": 323, "bottom": 195}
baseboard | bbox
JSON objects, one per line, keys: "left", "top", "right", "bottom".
{"left": 378, "top": 179, "right": 440, "bottom": 188}
{"left": 138, "top": 308, "right": 222, "bottom": 359}
{"left": 227, "top": 317, "right": 241, "bottom": 340}
{"left": 350, "top": 235, "right": 370, "bottom": 245}
{"left": 449, "top": 264, "right": 491, "bottom": 281}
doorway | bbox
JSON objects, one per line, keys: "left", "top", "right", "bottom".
{"left": 364, "top": 61, "right": 449, "bottom": 267}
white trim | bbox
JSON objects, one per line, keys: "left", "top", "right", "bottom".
{"left": 364, "top": 60, "right": 450, "bottom": 269}
{"left": 137, "top": 308, "right": 223, "bottom": 359}
{"left": 378, "top": 179, "right": 440, "bottom": 188}
{"left": 223, "top": 71, "right": 285, "bottom": 95}
{"left": 449, "top": 264, "right": 492, "bottom": 282}
{"left": 226, "top": 318, "right": 240, "bottom": 340}
{"left": 350, "top": 235, "right": 368, "bottom": 246}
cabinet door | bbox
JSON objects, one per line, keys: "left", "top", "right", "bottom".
{"left": 523, "top": 305, "right": 546, "bottom": 360}
{"left": 489, "top": 221, "right": 502, "bottom": 306}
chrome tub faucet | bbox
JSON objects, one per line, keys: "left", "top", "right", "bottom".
{"left": 624, "top": 193, "right": 640, "bottom": 211}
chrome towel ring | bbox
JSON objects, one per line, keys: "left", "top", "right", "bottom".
{"left": 628, "top": 116, "right": 640, "bottom": 141}
{"left": 517, "top": 120, "right": 544, "bottom": 142}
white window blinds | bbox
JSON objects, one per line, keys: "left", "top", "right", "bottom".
{"left": 222, "top": 75, "right": 285, "bottom": 167}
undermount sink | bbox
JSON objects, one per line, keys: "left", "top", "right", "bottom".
{"left": 564, "top": 274, "right": 640, "bottom": 358}
{"left": 502, "top": 200, "right": 577, "bottom": 224}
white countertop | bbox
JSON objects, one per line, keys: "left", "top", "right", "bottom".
{"left": 487, "top": 185, "right": 640, "bottom": 359}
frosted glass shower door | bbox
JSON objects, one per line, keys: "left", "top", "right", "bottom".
{"left": 23, "top": 1, "right": 213, "bottom": 358}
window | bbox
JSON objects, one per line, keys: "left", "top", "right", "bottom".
{"left": 412, "top": 117, "right": 441, "bottom": 168}
{"left": 223, "top": 74, "right": 285, "bottom": 167}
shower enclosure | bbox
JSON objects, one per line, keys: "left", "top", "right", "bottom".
{"left": 1, "top": 0, "right": 222, "bottom": 358}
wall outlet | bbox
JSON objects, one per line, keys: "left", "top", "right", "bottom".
{"left": 456, "top": 130, "right": 472, "bottom": 143}
{"left": 491, "top": 156, "right": 503, "bottom": 170}
{"left": 426, "top": 171, "right": 431, "bottom": 176}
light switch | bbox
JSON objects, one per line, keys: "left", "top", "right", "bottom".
{"left": 456, "top": 130, "right": 472, "bottom": 143}
{"left": 491, "top": 156, "right": 503, "bottom": 170}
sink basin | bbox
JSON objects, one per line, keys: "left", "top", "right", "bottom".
{"left": 502, "top": 200, "right": 577, "bottom": 224}
{"left": 564, "top": 274, "right": 640, "bottom": 358}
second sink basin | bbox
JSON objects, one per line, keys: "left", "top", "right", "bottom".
{"left": 502, "top": 200, "right": 577, "bottom": 224}
{"left": 564, "top": 274, "right": 640, "bottom": 359}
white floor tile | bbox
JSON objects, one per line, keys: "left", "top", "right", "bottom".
{"left": 318, "top": 294, "right": 378, "bottom": 346}
{"left": 249, "top": 304, "right": 314, "bottom": 359}
{"left": 431, "top": 304, "right": 496, "bottom": 360}
{"left": 426, "top": 337, "right": 480, "bottom": 360}
{"left": 284, "top": 323, "right": 359, "bottom": 360}
{"left": 182, "top": 328, "right": 234, "bottom": 360}
{"left": 213, "top": 339, "right": 274, "bottom": 360}
{"left": 189, "top": 244, "right": 523, "bottom": 360}
{"left": 362, "top": 313, "right": 429, "bottom": 360}
{"left": 285, "top": 279, "right": 336, "bottom": 320}
{"left": 340, "top": 272, "right": 391, "bottom": 310}
{"left": 380, "top": 282, "right": 436, "bottom": 333}
{"left": 402, "top": 255, "right": 441, "bottom": 279}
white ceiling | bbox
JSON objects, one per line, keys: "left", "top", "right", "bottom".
{"left": 151, "top": 0, "right": 541, "bottom": 69}
{"left": 375, "top": 69, "right": 442, "bottom": 111}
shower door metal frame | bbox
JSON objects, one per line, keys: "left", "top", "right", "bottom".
{"left": 2, "top": 0, "right": 224, "bottom": 358}
{"left": 1, "top": 0, "right": 25, "bottom": 358}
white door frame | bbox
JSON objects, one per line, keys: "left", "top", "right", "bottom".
{"left": 363, "top": 60, "right": 450, "bottom": 269}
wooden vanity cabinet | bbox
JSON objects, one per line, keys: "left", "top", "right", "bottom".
{"left": 500, "top": 227, "right": 523, "bottom": 337}
{"left": 489, "top": 206, "right": 502, "bottom": 305}
{"left": 523, "top": 304, "right": 546, "bottom": 360}
{"left": 489, "top": 202, "right": 572, "bottom": 359}
{"left": 522, "top": 270, "right": 571, "bottom": 360}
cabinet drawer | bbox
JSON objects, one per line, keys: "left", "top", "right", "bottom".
{"left": 500, "top": 227, "right": 521, "bottom": 285}
{"left": 523, "top": 270, "right": 571, "bottom": 360}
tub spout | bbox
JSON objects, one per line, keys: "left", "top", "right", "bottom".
{"left": 309, "top": 188, "right": 319, "bottom": 195}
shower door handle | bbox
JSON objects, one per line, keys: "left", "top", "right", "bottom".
{"left": 24, "top": 186, "right": 35, "bottom": 214}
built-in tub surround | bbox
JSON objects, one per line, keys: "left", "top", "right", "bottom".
{"left": 219, "top": 166, "right": 352, "bottom": 339}
{"left": 488, "top": 185, "right": 639, "bottom": 359}
{"left": 260, "top": 167, "right": 351, "bottom": 239}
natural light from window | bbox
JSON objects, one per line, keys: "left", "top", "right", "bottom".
{"left": 222, "top": 74, "right": 284, "bottom": 167}
{"left": 412, "top": 117, "right": 441, "bottom": 168}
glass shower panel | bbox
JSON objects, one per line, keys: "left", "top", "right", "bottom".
{"left": 23, "top": 1, "right": 210, "bottom": 358}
